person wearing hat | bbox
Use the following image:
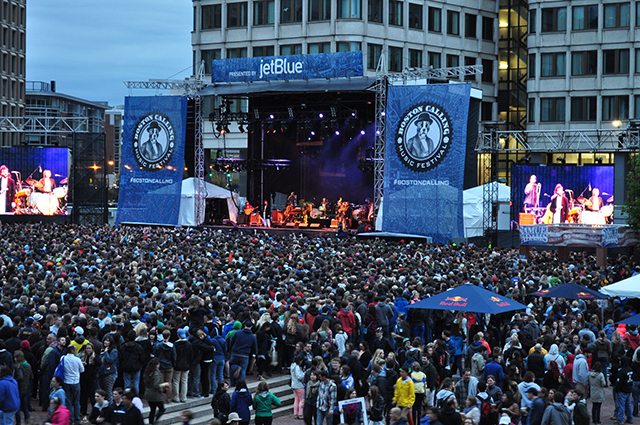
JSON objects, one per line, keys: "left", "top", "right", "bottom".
{"left": 18, "top": 318, "right": 36, "bottom": 341}
{"left": 229, "top": 321, "right": 257, "bottom": 385}
{"left": 140, "top": 121, "right": 164, "bottom": 161}
{"left": 226, "top": 412, "right": 242, "bottom": 425}
{"left": 371, "top": 327, "right": 393, "bottom": 355}
{"left": 69, "top": 327, "right": 89, "bottom": 354}
{"left": 172, "top": 329, "right": 192, "bottom": 403}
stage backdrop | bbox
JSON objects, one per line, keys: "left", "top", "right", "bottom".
{"left": 383, "top": 83, "right": 471, "bottom": 242}
{"left": 116, "top": 96, "right": 187, "bottom": 226}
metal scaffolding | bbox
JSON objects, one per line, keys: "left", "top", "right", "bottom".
{"left": 0, "top": 116, "right": 99, "bottom": 133}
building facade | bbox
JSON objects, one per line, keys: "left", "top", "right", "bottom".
{"left": 104, "top": 108, "right": 123, "bottom": 179}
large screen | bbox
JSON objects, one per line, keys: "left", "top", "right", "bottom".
{"left": 0, "top": 147, "right": 69, "bottom": 216}
{"left": 511, "top": 165, "right": 614, "bottom": 225}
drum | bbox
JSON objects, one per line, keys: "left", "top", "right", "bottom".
{"left": 581, "top": 210, "right": 605, "bottom": 225}
{"left": 30, "top": 192, "right": 41, "bottom": 207}
{"left": 601, "top": 205, "right": 614, "bottom": 217}
{"left": 567, "top": 207, "right": 582, "bottom": 223}
{"left": 310, "top": 208, "right": 319, "bottom": 219}
{"left": 53, "top": 186, "right": 68, "bottom": 199}
{"left": 15, "top": 188, "right": 31, "bottom": 198}
{"left": 36, "top": 193, "right": 58, "bottom": 215}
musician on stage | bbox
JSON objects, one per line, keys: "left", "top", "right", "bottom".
{"left": 242, "top": 200, "right": 254, "bottom": 224}
{"left": 0, "top": 165, "right": 16, "bottom": 214}
{"left": 586, "top": 187, "right": 604, "bottom": 212}
{"left": 549, "top": 183, "right": 569, "bottom": 223}
{"left": 337, "top": 200, "right": 351, "bottom": 229}
{"left": 38, "top": 169, "right": 56, "bottom": 193}
{"left": 262, "top": 199, "right": 271, "bottom": 227}
{"left": 287, "top": 191, "right": 297, "bottom": 206}
{"left": 523, "top": 174, "right": 540, "bottom": 213}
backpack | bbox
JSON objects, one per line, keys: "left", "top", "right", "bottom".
{"left": 53, "top": 356, "right": 65, "bottom": 380}
{"left": 478, "top": 395, "right": 496, "bottom": 425}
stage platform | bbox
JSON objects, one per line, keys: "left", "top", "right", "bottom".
{"left": 206, "top": 224, "right": 345, "bottom": 239}
{"left": 0, "top": 214, "right": 70, "bottom": 224}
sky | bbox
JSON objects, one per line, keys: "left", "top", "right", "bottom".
{"left": 26, "top": 1, "right": 193, "bottom": 108}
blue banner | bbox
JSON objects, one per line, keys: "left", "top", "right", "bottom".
{"left": 117, "top": 96, "right": 187, "bottom": 226}
{"left": 382, "top": 84, "right": 471, "bottom": 243}
{"left": 211, "top": 51, "right": 363, "bottom": 83}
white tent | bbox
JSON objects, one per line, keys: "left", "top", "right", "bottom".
{"left": 178, "top": 178, "right": 238, "bottom": 226}
{"left": 600, "top": 274, "right": 640, "bottom": 298}
{"left": 463, "top": 182, "right": 511, "bottom": 238}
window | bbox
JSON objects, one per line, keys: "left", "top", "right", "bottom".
{"left": 409, "top": 49, "right": 423, "bottom": 67}
{"left": 447, "top": 11, "right": 460, "bottom": 35}
{"left": 338, "top": 0, "right": 362, "bottom": 19}
{"left": 202, "top": 49, "right": 221, "bottom": 74}
{"left": 227, "top": 2, "right": 248, "bottom": 27}
{"left": 571, "top": 51, "right": 597, "bottom": 75}
{"left": 281, "top": 0, "right": 302, "bottom": 23}
{"left": 368, "top": 0, "right": 383, "bottom": 22}
{"left": 337, "top": 41, "right": 362, "bottom": 52}
{"left": 309, "top": 0, "right": 330, "bottom": 20}
{"left": 482, "top": 59, "right": 494, "bottom": 82}
{"left": 368, "top": 43, "right": 382, "bottom": 69}
{"left": 540, "top": 98, "right": 566, "bottom": 122}
{"left": 429, "top": 8, "right": 442, "bottom": 32}
{"left": 636, "top": 50, "right": 640, "bottom": 73}
{"left": 465, "top": 14, "right": 477, "bottom": 38}
{"left": 389, "top": 46, "right": 403, "bottom": 71}
{"left": 254, "top": 1, "right": 275, "bottom": 25}
{"left": 227, "top": 48, "right": 247, "bottom": 58}
{"left": 482, "top": 102, "right": 493, "bottom": 121}
{"left": 572, "top": 5, "right": 598, "bottom": 30}
{"left": 409, "top": 4, "right": 423, "bottom": 29}
{"left": 389, "top": 1, "right": 403, "bottom": 26}
{"left": 446, "top": 54, "right": 459, "bottom": 67}
{"left": 528, "top": 99, "right": 536, "bottom": 122}
{"left": 541, "top": 7, "right": 567, "bottom": 32}
{"left": 604, "top": 3, "right": 630, "bottom": 28}
{"left": 308, "top": 42, "right": 331, "bottom": 54}
{"left": 603, "top": 49, "right": 630, "bottom": 74}
{"left": 637, "top": 3, "right": 640, "bottom": 27}
{"left": 280, "top": 44, "right": 302, "bottom": 55}
{"left": 253, "top": 46, "right": 274, "bottom": 57}
{"left": 482, "top": 17, "right": 494, "bottom": 40}
{"left": 528, "top": 54, "right": 536, "bottom": 78}
{"left": 602, "top": 96, "right": 629, "bottom": 120}
{"left": 530, "top": 9, "right": 537, "bottom": 33}
{"left": 541, "top": 52, "right": 566, "bottom": 77}
{"left": 428, "top": 52, "right": 441, "bottom": 68}
{"left": 201, "top": 4, "right": 221, "bottom": 29}
{"left": 571, "top": 97, "right": 597, "bottom": 121}
{"left": 635, "top": 96, "right": 640, "bottom": 117}
{"left": 465, "top": 57, "right": 476, "bottom": 80}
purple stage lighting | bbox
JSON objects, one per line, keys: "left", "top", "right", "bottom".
{"left": 269, "top": 114, "right": 274, "bottom": 120}
{"left": 335, "top": 130, "right": 340, "bottom": 136}
{"left": 360, "top": 130, "right": 366, "bottom": 135}
{"left": 310, "top": 131, "right": 316, "bottom": 136}
{"left": 319, "top": 113, "right": 324, "bottom": 119}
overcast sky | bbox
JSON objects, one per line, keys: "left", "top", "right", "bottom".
{"left": 26, "top": 1, "right": 193, "bottom": 108}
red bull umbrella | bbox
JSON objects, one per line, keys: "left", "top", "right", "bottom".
{"left": 408, "top": 284, "right": 527, "bottom": 314}
{"left": 532, "top": 282, "right": 608, "bottom": 300}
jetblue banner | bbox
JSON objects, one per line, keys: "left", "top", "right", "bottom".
{"left": 211, "top": 51, "right": 363, "bottom": 83}
{"left": 117, "top": 96, "right": 187, "bottom": 226}
{"left": 382, "top": 84, "right": 471, "bottom": 243}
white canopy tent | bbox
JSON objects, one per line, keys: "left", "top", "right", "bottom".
{"left": 463, "top": 182, "right": 512, "bottom": 238}
{"left": 178, "top": 178, "right": 238, "bottom": 226}
{"left": 600, "top": 274, "right": 640, "bottom": 298}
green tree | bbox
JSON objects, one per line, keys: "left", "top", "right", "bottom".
{"left": 623, "top": 154, "right": 640, "bottom": 231}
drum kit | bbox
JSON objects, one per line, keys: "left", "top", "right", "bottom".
{"left": 535, "top": 191, "right": 614, "bottom": 225}
{"left": 13, "top": 173, "right": 68, "bottom": 216}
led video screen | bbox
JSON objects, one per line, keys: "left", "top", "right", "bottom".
{"left": 0, "top": 147, "right": 69, "bottom": 216}
{"left": 511, "top": 165, "right": 614, "bottom": 225}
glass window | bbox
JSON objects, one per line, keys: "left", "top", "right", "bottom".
{"left": 447, "top": 11, "right": 460, "bottom": 35}
{"left": 572, "top": 5, "right": 598, "bottom": 30}
{"left": 227, "top": 2, "right": 248, "bottom": 27}
{"left": 528, "top": 54, "right": 536, "bottom": 78}
{"left": 201, "top": 4, "right": 221, "bottom": 29}
{"left": 635, "top": 95, "right": 640, "bottom": 118}
{"left": 227, "top": 48, "right": 247, "bottom": 58}
{"left": 309, "top": 0, "right": 331, "bottom": 20}
{"left": 202, "top": 49, "right": 221, "bottom": 74}
{"left": 604, "top": 3, "right": 630, "bottom": 28}
{"left": 571, "top": 97, "right": 597, "bottom": 121}
{"left": 571, "top": 51, "right": 597, "bottom": 75}
{"left": 446, "top": 54, "right": 459, "bottom": 67}
{"left": 482, "top": 59, "right": 494, "bottom": 83}
{"left": 281, "top": 0, "right": 303, "bottom": 23}
{"left": 528, "top": 98, "right": 536, "bottom": 122}
{"left": 541, "top": 52, "right": 566, "bottom": 77}
{"left": 540, "top": 98, "right": 566, "bottom": 122}
{"left": 337, "top": 41, "right": 362, "bottom": 52}
{"left": 429, "top": 8, "right": 442, "bottom": 32}
{"left": 529, "top": 9, "right": 537, "bottom": 33}
{"left": 465, "top": 14, "right": 477, "bottom": 38}
{"left": 541, "top": 7, "right": 567, "bottom": 32}
{"left": 482, "top": 16, "right": 494, "bottom": 40}
{"left": 368, "top": 43, "right": 382, "bottom": 69}
{"left": 254, "top": 1, "right": 275, "bottom": 25}
{"left": 389, "top": 46, "right": 403, "bottom": 71}
{"left": 368, "top": 0, "right": 383, "bottom": 23}
{"left": 603, "top": 49, "right": 630, "bottom": 74}
{"left": 409, "top": 4, "right": 423, "bottom": 29}
{"left": 428, "top": 52, "right": 441, "bottom": 68}
{"left": 280, "top": 44, "right": 302, "bottom": 55}
{"left": 308, "top": 42, "right": 331, "bottom": 54}
{"left": 636, "top": 50, "right": 640, "bottom": 73}
{"left": 602, "top": 96, "right": 629, "bottom": 120}
{"left": 465, "top": 56, "right": 476, "bottom": 80}
{"left": 637, "top": 3, "right": 640, "bottom": 27}
{"left": 389, "top": 1, "right": 403, "bottom": 26}
{"left": 253, "top": 46, "right": 274, "bottom": 57}
{"left": 409, "top": 49, "right": 423, "bottom": 67}
{"left": 482, "top": 102, "right": 493, "bottom": 121}
{"left": 338, "top": 0, "right": 362, "bottom": 19}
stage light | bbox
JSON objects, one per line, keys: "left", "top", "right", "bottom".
{"left": 613, "top": 120, "right": 622, "bottom": 128}
{"left": 269, "top": 114, "right": 275, "bottom": 120}
{"left": 335, "top": 130, "right": 340, "bottom": 136}
{"left": 376, "top": 130, "right": 381, "bottom": 135}
{"left": 310, "top": 131, "right": 316, "bottom": 136}
{"left": 318, "top": 113, "right": 324, "bottom": 119}
{"left": 360, "top": 130, "right": 366, "bottom": 135}
{"left": 381, "top": 111, "right": 386, "bottom": 117}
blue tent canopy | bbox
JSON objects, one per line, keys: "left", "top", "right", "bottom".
{"left": 533, "top": 282, "right": 608, "bottom": 300}
{"left": 407, "top": 284, "right": 527, "bottom": 314}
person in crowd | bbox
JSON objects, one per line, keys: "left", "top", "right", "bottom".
{"left": 88, "top": 389, "right": 111, "bottom": 425}
{"left": 143, "top": 357, "right": 166, "bottom": 425}
{"left": 229, "top": 380, "right": 252, "bottom": 425}
{"left": 49, "top": 375, "right": 66, "bottom": 415}
{"left": 98, "top": 335, "right": 118, "bottom": 404}
{"left": 122, "top": 389, "right": 144, "bottom": 425}
{"left": 589, "top": 361, "right": 606, "bottom": 424}
{"left": 0, "top": 364, "right": 19, "bottom": 425}
{"left": 229, "top": 321, "right": 258, "bottom": 386}
{"left": 212, "top": 381, "right": 231, "bottom": 424}
{"left": 615, "top": 356, "right": 634, "bottom": 425}
{"left": 317, "top": 370, "right": 337, "bottom": 425}
{"left": 13, "top": 350, "right": 31, "bottom": 425}
{"left": 154, "top": 329, "right": 176, "bottom": 404}
{"left": 79, "top": 342, "right": 101, "bottom": 417}
{"left": 172, "top": 328, "right": 192, "bottom": 403}
{"left": 61, "top": 344, "right": 84, "bottom": 425}
{"left": 46, "top": 396, "right": 70, "bottom": 425}
{"left": 291, "top": 354, "right": 306, "bottom": 419}
{"left": 120, "top": 330, "right": 145, "bottom": 394}
{"left": 393, "top": 366, "right": 415, "bottom": 421}
{"left": 253, "top": 380, "right": 281, "bottom": 425}
{"left": 541, "top": 391, "right": 571, "bottom": 425}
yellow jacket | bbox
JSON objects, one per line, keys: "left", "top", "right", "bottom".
{"left": 393, "top": 377, "right": 415, "bottom": 407}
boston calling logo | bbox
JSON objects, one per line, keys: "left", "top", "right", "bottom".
{"left": 132, "top": 113, "right": 176, "bottom": 172}
{"left": 394, "top": 103, "right": 452, "bottom": 172}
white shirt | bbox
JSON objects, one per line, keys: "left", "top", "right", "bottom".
{"left": 62, "top": 354, "right": 85, "bottom": 385}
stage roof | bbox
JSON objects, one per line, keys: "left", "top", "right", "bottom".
{"left": 198, "top": 77, "right": 378, "bottom": 97}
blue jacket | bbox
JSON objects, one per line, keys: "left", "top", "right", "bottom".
{"left": 230, "top": 328, "right": 258, "bottom": 357}
{"left": 0, "top": 375, "right": 20, "bottom": 412}
{"left": 211, "top": 335, "right": 227, "bottom": 361}
{"left": 230, "top": 389, "right": 253, "bottom": 422}
{"left": 483, "top": 361, "right": 505, "bottom": 386}
{"left": 450, "top": 335, "right": 464, "bottom": 356}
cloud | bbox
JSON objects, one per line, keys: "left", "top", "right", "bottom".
{"left": 26, "top": 0, "right": 193, "bottom": 107}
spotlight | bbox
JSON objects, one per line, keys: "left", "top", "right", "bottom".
{"left": 381, "top": 111, "right": 386, "bottom": 117}
{"left": 269, "top": 114, "right": 275, "bottom": 120}
{"left": 318, "top": 113, "right": 324, "bottom": 119}
{"left": 310, "top": 131, "right": 316, "bottom": 136}
{"left": 335, "top": 130, "right": 340, "bottom": 136}
{"left": 360, "top": 130, "right": 366, "bottom": 135}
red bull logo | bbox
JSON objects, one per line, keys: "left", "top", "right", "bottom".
{"left": 445, "top": 296, "right": 468, "bottom": 302}
{"left": 577, "top": 292, "right": 595, "bottom": 298}
{"left": 491, "top": 297, "right": 501, "bottom": 302}
{"left": 440, "top": 295, "right": 469, "bottom": 307}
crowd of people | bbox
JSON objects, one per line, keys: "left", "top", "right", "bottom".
{"left": 0, "top": 223, "right": 639, "bottom": 425}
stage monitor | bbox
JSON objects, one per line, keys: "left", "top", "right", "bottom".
{"left": 0, "top": 147, "right": 69, "bottom": 216}
{"left": 511, "top": 165, "right": 614, "bottom": 226}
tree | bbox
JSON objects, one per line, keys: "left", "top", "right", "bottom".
{"left": 623, "top": 154, "right": 640, "bottom": 231}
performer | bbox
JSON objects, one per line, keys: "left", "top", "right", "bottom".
{"left": 38, "top": 169, "right": 56, "bottom": 193}
{"left": 319, "top": 197, "right": 329, "bottom": 218}
{"left": 523, "top": 175, "right": 540, "bottom": 213}
{"left": 0, "top": 165, "right": 16, "bottom": 214}
{"left": 287, "top": 191, "right": 297, "bottom": 206}
{"left": 242, "top": 200, "right": 254, "bottom": 225}
{"left": 262, "top": 199, "right": 271, "bottom": 227}
{"left": 549, "top": 183, "right": 569, "bottom": 223}
{"left": 586, "top": 187, "right": 604, "bottom": 212}
{"left": 337, "top": 200, "right": 351, "bottom": 229}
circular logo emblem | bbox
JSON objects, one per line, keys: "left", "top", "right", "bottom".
{"left": 395, "top": 103, "right": 452, "bottom": 172}
{"left": 132, "top": 113, "right": 176, "bottom": 171}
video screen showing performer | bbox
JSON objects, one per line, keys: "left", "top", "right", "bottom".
{"left": 0, "top": 147, "right": 69, "bottom": 216}
{"left": 511, "top": 165, "right": 614, "bottom": 225}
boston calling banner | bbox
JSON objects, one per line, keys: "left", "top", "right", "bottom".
{"left": 382, "top": 83, "right": 471, "bottom": 242}
{"left": 116, "top": 96, "right": 187, "bottom": 226}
